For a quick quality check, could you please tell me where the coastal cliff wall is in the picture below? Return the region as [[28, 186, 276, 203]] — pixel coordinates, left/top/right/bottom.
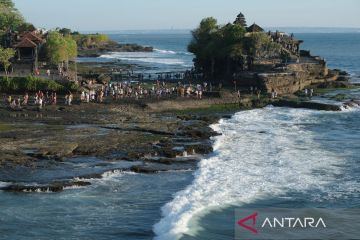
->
[[255, 59, 338, 94]]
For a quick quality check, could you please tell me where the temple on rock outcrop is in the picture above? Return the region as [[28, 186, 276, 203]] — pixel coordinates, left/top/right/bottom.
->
[[231, 14, 335, 94], [190, 12, 341, 94]]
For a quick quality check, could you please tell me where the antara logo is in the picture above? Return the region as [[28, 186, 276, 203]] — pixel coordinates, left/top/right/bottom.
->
[[237, 212, 327, 234], [237, 212, 259, 234]]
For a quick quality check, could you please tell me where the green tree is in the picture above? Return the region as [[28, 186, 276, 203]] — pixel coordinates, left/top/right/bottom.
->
[[189, 14, 286, 83], [58, 28, 72, 36], [64, 35, 77, 69], [16, 22, 36, 32], [44, 31, 77, 69], [0, 47, 15, 77], [0, 0, 26, 32], [188, 17, 219, 79], [220, 24, 246, 74], [189, 18, 247, 79]]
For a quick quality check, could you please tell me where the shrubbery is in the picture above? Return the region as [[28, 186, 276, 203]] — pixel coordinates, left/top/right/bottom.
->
[[72, 34, 110, 48], [0, 76, 64, 92]]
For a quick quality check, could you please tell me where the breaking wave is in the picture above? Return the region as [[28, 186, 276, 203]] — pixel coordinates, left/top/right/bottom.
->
[[100, 52, 189, 66], [153, 106, 356, 239]]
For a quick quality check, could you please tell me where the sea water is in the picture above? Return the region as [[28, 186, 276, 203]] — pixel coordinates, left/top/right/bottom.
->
[[0, 32, 360, 240], [154, 33, 360, 239]]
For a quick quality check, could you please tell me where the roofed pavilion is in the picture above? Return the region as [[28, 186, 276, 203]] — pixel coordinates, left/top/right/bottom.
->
[[246, 23, 264, 33]]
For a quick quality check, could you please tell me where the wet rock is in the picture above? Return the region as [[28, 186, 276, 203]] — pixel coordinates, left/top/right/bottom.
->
[[159, 147, 181, 158], [0, 181, 91, 193], [78, 42, 153, 58], [343, 101, 360, 108], [142, 157, 198, 165], [221, 114, 233, 119], [130, 162, 195, 174], [184, 143, 213, 155], [0, 152, 36, 166], [177, 127, 219, 139], [177, 115, 220, 124], [318, 81, 351, 89], [273, 100, 342, 111], [31, 143, 79, 160], [330, 94, 349, 101]]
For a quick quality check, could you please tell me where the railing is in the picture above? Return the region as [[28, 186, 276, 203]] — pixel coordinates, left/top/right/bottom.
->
[[111, 71, 203, 82]]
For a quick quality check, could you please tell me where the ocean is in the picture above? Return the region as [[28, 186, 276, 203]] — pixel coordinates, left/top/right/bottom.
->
[[0, 32, 360, 240], [79, 33, 194, 73]]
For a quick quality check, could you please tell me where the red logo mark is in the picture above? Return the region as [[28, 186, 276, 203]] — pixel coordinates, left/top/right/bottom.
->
[[237, 212, 258, 234]]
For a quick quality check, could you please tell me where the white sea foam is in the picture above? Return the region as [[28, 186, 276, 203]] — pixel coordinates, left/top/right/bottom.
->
[[154, 49, 177, 54], [0, 181, 10, 188], [154, 106, 354, 240], [100, 53, 187, 66], [154, 48, 193, 56], [101, 169, 139, 180], [99, 49, 193, 67], [340, 99, 360, 111]]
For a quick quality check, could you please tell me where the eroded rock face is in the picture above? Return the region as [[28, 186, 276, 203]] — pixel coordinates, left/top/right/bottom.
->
[[255, 61, 346, 95]]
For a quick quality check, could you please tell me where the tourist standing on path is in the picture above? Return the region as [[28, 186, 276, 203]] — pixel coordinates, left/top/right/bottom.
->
[[197, 84, 203, 100], [256, 89, 261, 100], [38, 97, 43, 110], [22, 93, 29, 105], [68, 93, 73, 105]]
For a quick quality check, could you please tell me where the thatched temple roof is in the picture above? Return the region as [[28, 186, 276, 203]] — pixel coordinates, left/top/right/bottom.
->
[[247, 23, 264, 32], [14, 38, 38, 48]]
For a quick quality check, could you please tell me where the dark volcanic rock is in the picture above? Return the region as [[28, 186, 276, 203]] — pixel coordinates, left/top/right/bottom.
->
[[0, 181, 91, 193], [184, 143, 213, 155], [273, 100, 342, 111], [343, 100, 360, 109], [318, 81, 351, 89], [78, 41, 153, 58], [130, 162, 195, 174], [177, 127, 219, 139], [142, 157, 198, 165], [177, 115, 220, 124]]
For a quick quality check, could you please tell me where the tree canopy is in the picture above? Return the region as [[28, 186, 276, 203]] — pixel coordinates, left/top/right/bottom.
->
[[0, 46, 15, 76], [188, 14, 283, 81], [0, 0, 27, 32], [44, 31, 77, 67]]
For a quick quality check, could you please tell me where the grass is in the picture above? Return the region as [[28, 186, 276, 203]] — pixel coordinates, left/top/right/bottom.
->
[[0, 123, 12, 132]]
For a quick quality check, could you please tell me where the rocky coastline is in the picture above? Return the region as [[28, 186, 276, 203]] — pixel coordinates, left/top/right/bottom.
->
[[1, 86, 359, 193], [77, 40, 153, 58]]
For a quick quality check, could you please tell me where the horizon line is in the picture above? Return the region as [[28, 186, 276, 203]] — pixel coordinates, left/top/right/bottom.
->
[[76, 27, 360, 34]]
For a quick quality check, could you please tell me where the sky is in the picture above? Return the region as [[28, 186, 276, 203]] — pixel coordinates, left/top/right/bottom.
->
[[13, 0, 360, 32]]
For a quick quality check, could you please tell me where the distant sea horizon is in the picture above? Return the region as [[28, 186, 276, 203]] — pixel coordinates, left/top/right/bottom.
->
[[80, 27, 360, 34]]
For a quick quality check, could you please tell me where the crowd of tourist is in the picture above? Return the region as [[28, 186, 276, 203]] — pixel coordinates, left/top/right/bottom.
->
[[1, 79, 287, 111], [1, 80, 210, 110], [3, 90, 60, 110]]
